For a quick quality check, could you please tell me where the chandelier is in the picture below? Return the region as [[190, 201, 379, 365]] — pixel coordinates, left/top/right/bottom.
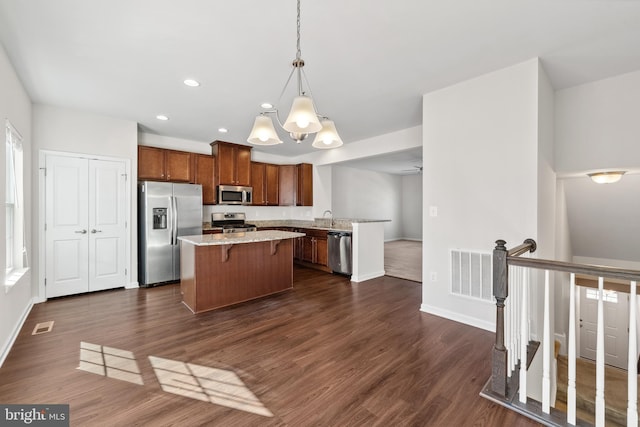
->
[[247, 0, 343, 149]]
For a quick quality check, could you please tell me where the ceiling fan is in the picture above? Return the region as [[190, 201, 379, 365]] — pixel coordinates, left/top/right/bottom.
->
[[401, 165, 423, 174]]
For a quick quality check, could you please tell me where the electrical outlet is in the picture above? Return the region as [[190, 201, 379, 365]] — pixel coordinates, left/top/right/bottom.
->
[[430, 272, 437, 282]]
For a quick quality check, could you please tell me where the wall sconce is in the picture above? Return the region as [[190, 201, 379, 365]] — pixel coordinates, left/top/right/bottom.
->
[[587, 171, 626, 184]]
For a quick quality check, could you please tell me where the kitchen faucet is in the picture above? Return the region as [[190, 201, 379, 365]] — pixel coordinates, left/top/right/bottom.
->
[[322, 210, 334, 227]]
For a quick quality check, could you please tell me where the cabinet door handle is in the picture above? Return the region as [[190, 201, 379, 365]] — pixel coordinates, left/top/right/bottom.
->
[[91, 229, 102, 234], [75, 229, 87, 234]]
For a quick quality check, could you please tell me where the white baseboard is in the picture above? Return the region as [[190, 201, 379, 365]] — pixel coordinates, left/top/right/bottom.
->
[[420, 303, 495, 332], [125, 281, 139, 289], [351, 270, 386, 283], [0, 298, 34, 368]]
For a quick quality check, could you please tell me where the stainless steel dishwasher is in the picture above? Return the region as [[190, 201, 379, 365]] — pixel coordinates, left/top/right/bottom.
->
[[328, 231, 352, 275]]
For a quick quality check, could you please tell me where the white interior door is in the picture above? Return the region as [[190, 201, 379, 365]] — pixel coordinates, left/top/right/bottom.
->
[[580, 286, 629, 369], [88, 159, 127, 292], [45, 155, 89, 298], [46, 154, 128, 298]]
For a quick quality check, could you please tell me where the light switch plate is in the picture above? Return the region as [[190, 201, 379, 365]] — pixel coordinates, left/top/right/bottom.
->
[[429, 206, 438, 217]]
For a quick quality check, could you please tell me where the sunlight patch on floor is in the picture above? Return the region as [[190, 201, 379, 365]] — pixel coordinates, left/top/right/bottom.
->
[[77, 342, 144, 385], [149, 355, 273, 417]]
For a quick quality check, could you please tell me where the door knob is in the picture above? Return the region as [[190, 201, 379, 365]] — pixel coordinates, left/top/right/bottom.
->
[[75, 229, 87, 234], [91, 229, 102, 234]]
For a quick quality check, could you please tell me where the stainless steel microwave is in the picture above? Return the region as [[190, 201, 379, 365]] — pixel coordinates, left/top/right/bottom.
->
[[217, 185, 253, 205]]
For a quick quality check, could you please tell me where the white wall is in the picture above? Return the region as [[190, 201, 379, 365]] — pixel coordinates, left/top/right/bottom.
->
[[421, 59, 541, 331], [0, 44, 33, 366], [555, 69, 640, 175], [331, 165, 403, 240], [401, 174, 422, 240], [32, 105, 138, 293], [554, 180, 573, 352]]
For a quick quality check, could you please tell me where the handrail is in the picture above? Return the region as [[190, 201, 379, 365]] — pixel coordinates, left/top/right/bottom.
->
[[507, 238, 537, 257], [508, 257, 640, 282]]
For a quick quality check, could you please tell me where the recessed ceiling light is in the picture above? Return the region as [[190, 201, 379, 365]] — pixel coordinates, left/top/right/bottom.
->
[[184, 79, 200, 87], [261, 102, 273, 109], [156, 115, 169, 121], [218, 128, 228, 133]]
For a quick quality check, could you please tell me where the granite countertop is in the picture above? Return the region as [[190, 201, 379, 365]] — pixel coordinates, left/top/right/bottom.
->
[[201, 218, 390, 232], [179, 230, 305, 246]]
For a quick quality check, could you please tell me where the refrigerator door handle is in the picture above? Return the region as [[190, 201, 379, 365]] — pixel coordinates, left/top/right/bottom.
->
[[171, 196, 178, 246]]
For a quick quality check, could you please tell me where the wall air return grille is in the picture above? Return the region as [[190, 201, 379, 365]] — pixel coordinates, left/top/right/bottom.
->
[[450, 249, 492, 302]]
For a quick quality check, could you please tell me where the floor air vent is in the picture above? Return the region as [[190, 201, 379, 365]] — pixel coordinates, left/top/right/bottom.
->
[[32, 321, 54, 335], [450, 249, 492, 302]]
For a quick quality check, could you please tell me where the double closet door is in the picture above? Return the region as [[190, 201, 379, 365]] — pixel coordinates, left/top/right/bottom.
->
[[45, 154, 128, 298]]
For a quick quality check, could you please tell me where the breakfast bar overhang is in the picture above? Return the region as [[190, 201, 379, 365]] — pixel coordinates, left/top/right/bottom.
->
[[178, 230, 305, 313]]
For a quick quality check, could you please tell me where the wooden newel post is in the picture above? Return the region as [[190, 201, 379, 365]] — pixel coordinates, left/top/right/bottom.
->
[[492, 239, 509, 396]]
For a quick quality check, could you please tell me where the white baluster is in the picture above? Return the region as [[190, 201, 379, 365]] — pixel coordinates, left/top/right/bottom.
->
[[519, 267, 529, 403], [567, 273, 577, 425], [542, 269, 551, 413], [628, 281, 638, 426], [595, 277, 605, 426]]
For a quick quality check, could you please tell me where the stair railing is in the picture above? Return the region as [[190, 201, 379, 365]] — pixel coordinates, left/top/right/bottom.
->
[[488, 238, 640, 426]]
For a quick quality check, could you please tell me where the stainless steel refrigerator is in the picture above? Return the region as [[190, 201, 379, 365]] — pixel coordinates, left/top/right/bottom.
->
[[138, 181, 202, 287]]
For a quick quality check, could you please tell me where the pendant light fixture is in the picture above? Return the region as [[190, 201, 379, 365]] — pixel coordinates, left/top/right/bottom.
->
[[247, 0, 343, 149]]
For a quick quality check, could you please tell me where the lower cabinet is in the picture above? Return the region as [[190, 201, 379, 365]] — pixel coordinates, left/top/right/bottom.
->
[[259, 227, 328, 269], [301, 234, 327, 266], [292, 228, 328, 268]]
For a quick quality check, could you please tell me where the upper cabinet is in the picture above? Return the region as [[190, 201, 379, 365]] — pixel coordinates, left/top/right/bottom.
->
[[296, 163, 313, 206], [193, 154, 216, 204], [138, 142, 312, 207], [279, 163, 313, 206], [138, 146, 192, 182], [251, 162, 279, 206], [210, 141, 252, 186]]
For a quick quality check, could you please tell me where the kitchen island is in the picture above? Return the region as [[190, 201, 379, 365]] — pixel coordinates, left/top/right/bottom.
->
[[178, 230, 305, 313]]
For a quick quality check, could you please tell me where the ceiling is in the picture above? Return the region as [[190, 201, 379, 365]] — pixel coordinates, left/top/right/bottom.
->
[[1, 0, 640, 164], [335, 148, 423, 176], [1, 1, 639, 261]]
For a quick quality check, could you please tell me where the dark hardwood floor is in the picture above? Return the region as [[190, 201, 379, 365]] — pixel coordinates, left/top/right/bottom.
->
[[0, 267, 538, 426]]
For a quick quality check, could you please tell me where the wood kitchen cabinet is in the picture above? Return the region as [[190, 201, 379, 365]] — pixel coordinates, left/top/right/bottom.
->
[[278, 165, 296, 206], [296, 163, 313, 206], [210, 140, 252, 186], [138, 146, 192, 182], [251, 162, 279, 205], [278, 163, 313, 206], [298, 228, 328, 267], [192, 154, 216, 204]]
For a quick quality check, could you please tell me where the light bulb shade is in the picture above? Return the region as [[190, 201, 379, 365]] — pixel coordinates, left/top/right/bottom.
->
[[312, 119, 343, 149], [588, 171, 626, 184], [247, 115, 283, 145], [283, 95, 322, 134]]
